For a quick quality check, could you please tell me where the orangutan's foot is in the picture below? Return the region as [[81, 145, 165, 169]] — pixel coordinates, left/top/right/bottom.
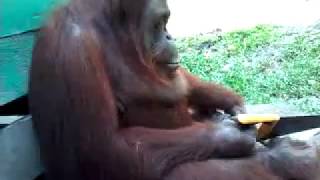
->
[[261, 137, 320, 180], [308, 132, 320, 159]]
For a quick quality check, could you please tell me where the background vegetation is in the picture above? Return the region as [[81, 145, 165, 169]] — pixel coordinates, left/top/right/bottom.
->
[[176, 24, 320, 114]]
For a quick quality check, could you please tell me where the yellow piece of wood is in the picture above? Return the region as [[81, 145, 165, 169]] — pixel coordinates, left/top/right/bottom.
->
[[237, 114, 280, 125]]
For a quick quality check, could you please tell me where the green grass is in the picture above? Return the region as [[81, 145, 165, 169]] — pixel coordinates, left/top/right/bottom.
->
[[176, 24, 320, 114]]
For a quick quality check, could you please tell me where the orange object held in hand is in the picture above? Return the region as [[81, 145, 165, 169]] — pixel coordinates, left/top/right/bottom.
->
[[235, 114, 281, 139], [237, 114, 281, 125]]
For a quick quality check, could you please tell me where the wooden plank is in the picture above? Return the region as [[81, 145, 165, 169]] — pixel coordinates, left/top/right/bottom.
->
[[0, 0, 68, 37], [0, 0, 69, 103], [0, 32, 34, 105]]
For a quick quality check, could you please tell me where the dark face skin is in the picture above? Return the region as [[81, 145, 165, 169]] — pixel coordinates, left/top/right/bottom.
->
[[143, 0, 179, 75]]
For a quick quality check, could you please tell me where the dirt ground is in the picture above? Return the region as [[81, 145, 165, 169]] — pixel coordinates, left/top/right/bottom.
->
[[167, 0, 320, 37]]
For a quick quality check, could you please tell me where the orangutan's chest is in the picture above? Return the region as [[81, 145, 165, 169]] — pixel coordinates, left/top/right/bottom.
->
[[121, 101, 193, 129]]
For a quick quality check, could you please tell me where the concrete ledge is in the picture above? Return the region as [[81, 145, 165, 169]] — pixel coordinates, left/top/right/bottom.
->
[[0, 116, 43, 180], [246, 103, 307, 116]]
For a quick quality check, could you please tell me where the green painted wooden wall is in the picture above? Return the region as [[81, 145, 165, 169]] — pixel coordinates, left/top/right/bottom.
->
[[0, 33, 34, 104], [0, 0, 67, 105], [0, 0, 67, 37]]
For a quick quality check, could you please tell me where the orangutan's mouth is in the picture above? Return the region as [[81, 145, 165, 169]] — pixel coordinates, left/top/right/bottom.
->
[[167, 61, 180, 69]]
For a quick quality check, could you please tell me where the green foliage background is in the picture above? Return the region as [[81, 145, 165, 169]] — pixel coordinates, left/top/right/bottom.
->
[[176, 24, 320, 114]]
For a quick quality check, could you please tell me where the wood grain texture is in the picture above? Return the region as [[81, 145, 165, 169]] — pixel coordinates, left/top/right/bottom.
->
[[0, 32, 34, 105], [0, 0, 67, 37]]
